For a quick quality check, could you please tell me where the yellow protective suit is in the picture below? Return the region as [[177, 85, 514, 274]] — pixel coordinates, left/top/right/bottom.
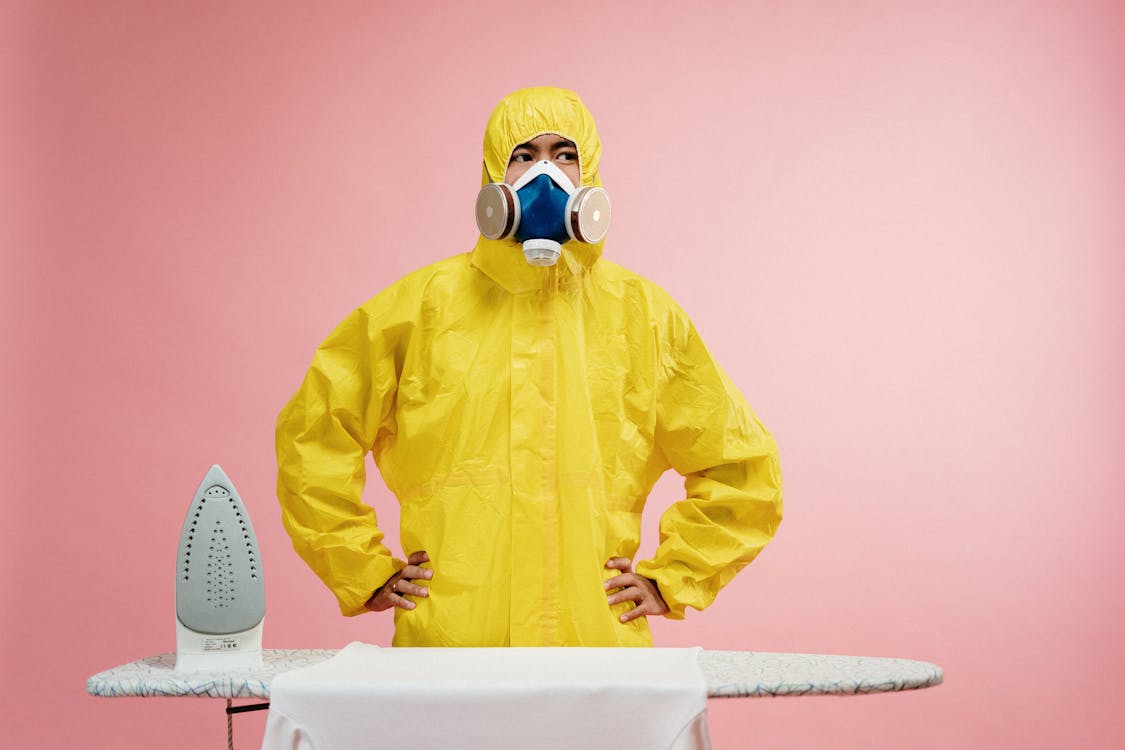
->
[[276, 86, 782, 647]]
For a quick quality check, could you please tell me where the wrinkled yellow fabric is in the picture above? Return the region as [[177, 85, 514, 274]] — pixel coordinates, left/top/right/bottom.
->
[[276, 86, 782, 647]]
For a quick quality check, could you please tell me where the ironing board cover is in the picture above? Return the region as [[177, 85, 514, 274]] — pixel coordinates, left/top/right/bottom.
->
[[85, 649, 944, 699]]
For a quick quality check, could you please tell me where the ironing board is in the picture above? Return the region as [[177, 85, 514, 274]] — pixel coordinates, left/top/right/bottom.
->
[[88, 648, 943, 699], [88, 648, 942, 748]]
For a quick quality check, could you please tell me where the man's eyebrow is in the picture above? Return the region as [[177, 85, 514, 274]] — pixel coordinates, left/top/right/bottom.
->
[[511, 137, 578, 151]]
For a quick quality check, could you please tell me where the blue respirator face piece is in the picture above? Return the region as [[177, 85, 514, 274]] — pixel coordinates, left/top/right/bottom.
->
[[475, 159, 613, 267], [513, 173, 573, 245]]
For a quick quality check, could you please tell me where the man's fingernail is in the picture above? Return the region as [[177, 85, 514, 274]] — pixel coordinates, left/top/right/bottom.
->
[[620, 615, 628, 622]]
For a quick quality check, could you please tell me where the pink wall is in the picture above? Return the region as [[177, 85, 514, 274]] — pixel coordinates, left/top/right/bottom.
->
[[4, 0, 1124, 747]]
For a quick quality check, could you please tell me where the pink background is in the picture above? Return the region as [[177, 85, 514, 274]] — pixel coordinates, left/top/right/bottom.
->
[[4, 1, 1124, 747]]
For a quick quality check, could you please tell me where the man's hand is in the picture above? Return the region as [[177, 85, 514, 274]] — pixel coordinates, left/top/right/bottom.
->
[[604, 557, 669, 623], [365, 550, 433, 612]]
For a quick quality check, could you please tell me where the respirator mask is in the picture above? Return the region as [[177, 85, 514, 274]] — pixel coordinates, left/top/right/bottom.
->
[[475, 160, 612, 267]]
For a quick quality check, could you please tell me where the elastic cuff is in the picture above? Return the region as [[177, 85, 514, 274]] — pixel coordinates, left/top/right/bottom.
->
[[338, 556, 406, 616], [635, 561, 691, 620]]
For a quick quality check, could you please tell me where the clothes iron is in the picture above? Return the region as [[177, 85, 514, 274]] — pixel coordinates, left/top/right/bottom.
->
[[175, 465, 265, 671]]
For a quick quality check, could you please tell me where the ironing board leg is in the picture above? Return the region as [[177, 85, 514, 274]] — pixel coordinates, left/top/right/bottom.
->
[[223, 699, 270, 749]]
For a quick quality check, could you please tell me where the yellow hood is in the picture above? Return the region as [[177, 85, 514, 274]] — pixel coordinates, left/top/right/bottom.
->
[[472, 86, 604, 294]]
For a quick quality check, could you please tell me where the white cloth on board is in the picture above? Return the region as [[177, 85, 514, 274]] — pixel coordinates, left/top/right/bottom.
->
[[261, 642, 710, 750]]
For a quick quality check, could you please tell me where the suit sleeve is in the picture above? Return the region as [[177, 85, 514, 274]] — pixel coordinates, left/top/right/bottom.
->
[[635, 313, 783, 619], [276, 304, 406, 616]]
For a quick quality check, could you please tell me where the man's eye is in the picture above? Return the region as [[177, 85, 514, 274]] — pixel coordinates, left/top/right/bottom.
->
[[557, 152, 578, 162], [509, 152, 532, 163]]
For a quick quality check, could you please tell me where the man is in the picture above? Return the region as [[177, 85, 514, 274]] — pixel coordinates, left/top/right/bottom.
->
[[276, 86, 782, 647]]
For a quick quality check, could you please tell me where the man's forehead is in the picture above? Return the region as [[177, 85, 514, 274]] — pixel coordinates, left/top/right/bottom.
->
[[513, 134, 577, 150]]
